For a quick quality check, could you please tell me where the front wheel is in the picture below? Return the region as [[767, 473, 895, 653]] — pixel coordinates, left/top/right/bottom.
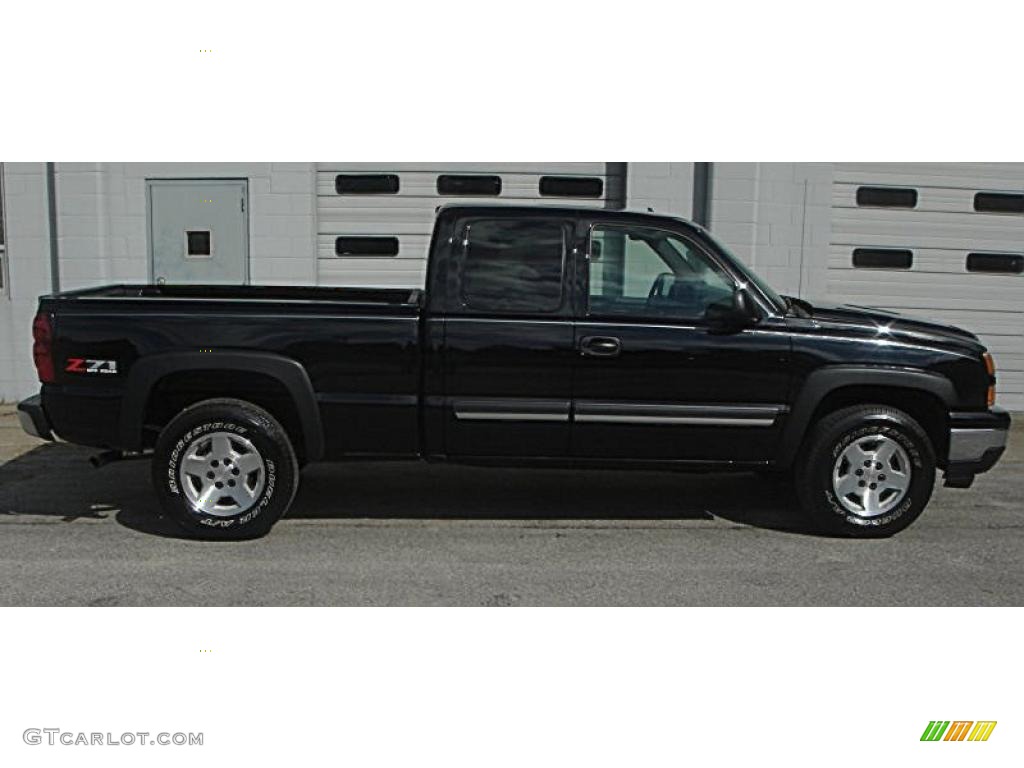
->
[[796, 405, 936, 537], [151, 398, 300, 539]]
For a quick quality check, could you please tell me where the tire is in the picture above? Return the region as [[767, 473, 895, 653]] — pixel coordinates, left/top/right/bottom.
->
[[151, 398, 300, 540], [795, 405, 936, 538]]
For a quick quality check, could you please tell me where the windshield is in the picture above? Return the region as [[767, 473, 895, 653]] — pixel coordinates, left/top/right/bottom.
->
[[702, 230, 787, 313]]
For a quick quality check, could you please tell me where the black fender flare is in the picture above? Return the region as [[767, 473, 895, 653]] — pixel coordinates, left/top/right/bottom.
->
[[119, 351, 324, 461], [775, 366, 955, 469]]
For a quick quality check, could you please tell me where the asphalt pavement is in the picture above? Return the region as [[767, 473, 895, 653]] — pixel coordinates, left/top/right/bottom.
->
[[0, 405, 1021, 606]]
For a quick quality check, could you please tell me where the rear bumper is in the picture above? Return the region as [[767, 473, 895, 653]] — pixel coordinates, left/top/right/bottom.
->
[[17, 394, 54, 441], [945, 408, 1010, 485]]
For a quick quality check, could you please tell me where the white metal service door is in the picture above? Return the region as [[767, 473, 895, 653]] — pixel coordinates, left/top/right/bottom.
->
[[149, 179, 249, 284]]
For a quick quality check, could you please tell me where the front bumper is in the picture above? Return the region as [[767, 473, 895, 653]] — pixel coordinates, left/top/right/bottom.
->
[[945, 407, 1010, 486], [16, 394, 54, 441]]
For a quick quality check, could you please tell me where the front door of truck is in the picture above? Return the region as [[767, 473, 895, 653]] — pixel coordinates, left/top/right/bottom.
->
[[437, 213, 577, 458], [571, 220, 792, 463]]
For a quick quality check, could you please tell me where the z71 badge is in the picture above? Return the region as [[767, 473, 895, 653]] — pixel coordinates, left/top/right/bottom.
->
[[65, 358, 118, 375]]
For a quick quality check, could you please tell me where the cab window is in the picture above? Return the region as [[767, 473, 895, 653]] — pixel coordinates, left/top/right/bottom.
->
[[587, 225, 734, 320], [460, 218, 567, 314]]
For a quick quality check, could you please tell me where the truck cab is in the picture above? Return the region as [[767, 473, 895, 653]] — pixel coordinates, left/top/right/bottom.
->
[[422, 205, 792, 464]]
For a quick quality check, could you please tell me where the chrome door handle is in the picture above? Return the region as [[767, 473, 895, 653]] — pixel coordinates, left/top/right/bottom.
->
[[580, 336, 622, 358]]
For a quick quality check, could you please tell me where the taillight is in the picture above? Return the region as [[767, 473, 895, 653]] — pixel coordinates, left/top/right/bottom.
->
[[32, 312, 55, 384]]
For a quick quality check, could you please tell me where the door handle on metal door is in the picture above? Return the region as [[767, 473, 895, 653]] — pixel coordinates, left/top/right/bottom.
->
[[580, 336, 622, 358]]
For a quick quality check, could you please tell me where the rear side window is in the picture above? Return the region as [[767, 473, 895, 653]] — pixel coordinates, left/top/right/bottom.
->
[[460, 219, 566, 313]]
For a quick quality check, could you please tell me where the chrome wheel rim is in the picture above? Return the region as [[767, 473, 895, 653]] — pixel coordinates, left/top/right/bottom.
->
[[831, 433, 912, 517], [178, 431, 266, 516]]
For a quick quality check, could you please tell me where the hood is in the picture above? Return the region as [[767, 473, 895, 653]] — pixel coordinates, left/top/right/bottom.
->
[[798, 300, 985, 354]]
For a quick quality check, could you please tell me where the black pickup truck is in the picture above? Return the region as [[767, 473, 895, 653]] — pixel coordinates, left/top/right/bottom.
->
[[18, 205, 1009, 539]]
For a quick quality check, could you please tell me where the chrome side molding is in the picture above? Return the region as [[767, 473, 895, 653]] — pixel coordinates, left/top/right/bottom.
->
[[452, 399, 783, 427]]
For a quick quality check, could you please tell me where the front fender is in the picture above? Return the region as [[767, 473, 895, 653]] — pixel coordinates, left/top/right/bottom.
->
[[775, 366, 956, 470]]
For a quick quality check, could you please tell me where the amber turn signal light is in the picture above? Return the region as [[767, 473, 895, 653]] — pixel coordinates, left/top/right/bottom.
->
[[983, 352, 996, 376], [982, 353, 997, 406]]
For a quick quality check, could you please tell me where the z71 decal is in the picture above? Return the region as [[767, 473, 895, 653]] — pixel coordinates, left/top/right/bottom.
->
[[65, 358, 118, 375]]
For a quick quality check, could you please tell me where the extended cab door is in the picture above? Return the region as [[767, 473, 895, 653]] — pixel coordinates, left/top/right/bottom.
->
[[429, 211, 578, 458], [571, 217, 792, 463]]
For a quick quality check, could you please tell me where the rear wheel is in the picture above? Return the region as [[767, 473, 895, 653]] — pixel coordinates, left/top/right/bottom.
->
[[151, 398, 299, 539], [796, 405, 936, 537]]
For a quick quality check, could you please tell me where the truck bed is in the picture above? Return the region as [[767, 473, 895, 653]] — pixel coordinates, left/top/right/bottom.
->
[[38, 283, 424, 458]]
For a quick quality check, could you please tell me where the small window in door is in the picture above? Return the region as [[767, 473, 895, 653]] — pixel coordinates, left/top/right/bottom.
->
[[966, 252, 1024, 274], [539, 176, 604, 198], [851, 248, 913, 269], [185, 230, 212, 259], [588, 225, 734, 320], [460, 218, 566, 314], [335, 236, 400, 257], [437, 175, 502, 196], [974, 191, 1024, 214], [856, 186, 918, 208], [335, 174, 400, 195]]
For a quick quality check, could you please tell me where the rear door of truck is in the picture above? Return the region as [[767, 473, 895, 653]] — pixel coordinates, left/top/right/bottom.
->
[[429, 209, 577, 459]]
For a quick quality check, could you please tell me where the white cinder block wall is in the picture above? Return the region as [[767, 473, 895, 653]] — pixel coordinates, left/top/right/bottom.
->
[[51, 163, 317, 289], [625, 162, 834, 299], [0, 163, 52, 399], [709, 163, 834, 298], [626, 163, 695, 219]]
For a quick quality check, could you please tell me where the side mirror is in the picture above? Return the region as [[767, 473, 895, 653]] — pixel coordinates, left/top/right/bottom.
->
[[705, 287, 758, 331]]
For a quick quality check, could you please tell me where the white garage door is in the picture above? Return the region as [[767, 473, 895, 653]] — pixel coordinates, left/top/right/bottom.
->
[[316, 163, 624, 289], [828, 163, 1024, 411]]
